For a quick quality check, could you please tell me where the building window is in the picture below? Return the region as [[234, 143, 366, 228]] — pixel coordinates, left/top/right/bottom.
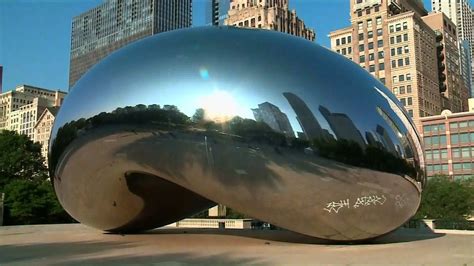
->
[[348, 36, 352, 43], [406, 73, 411, 80], [368, 31, 373, 38], [391, 48, 396, 56], [377, 40, 383, 47], [398, 58, 404, 67], [405, 57, 410, 65], [399, 86, 405, 94], [390, 36, 395, 44], [452, 148, 461, 158], [367, 19, 373, 28], [407, 85, 412, 93], [403, 33, 408, 41], [399, 74, 405, 81], [358, 22, 363, 30], [360, 55, 366, 63], [359, 33, 364, 40], [407, 97, 412, 105], [395, 23, 401, 31], [341, 37, 346, 45], [368, 42, 374, 49], [392, 60, 396, 68], [376, 17, 382, 25], [377, 28, 383, 36], [451, 134, 459, 144], [396, 35, 402, 43], [359, 44, 365, 51], [403, 22, 408, 30], [369, 65, 375, 72], [379, 62, 385, 70], [378, 51, 384, 59], [390, 25, 394, 33]]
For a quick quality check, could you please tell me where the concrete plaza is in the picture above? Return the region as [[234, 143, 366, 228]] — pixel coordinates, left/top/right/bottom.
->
[[0, 224, 473, 265]]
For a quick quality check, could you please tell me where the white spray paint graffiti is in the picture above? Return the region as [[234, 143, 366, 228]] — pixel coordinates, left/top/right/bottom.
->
[[395, 194, 409, 209], [323, 194, 386, 214], [353, 195, 387, 208], [323, 199, 350, 213]]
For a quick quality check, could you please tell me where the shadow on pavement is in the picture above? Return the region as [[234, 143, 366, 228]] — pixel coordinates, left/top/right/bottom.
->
[[0, 240, 260, 265], [142, 226, 446, 245]]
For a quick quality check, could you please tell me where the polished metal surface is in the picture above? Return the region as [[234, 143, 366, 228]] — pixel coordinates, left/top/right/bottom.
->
[[49, 26, 425, 241]]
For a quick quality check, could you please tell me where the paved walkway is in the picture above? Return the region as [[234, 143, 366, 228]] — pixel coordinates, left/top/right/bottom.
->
[[0, 224, 473, 265]]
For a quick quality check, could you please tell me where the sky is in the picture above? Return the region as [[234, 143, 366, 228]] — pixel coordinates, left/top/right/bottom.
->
[[0, 0, 471, 93]]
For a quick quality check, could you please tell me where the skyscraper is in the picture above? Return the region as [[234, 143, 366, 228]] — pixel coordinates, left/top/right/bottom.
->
[[69, 0, 192, 89], [319, 105, 366, 149], [432, 0, 474, 99], [225, 0, 315, 42], [422, 12, 468, 113], [252, 101, 294, 137], [460, 40, 473, 96], [329, 0, 467, 128], [283, 92, 323, 140], [206, 0, 230, 26]]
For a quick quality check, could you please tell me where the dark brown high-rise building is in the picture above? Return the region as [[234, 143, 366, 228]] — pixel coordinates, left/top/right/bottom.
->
[[69, 0, 192, 90]]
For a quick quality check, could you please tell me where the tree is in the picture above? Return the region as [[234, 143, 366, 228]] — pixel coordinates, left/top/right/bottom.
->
[[415, 175, 474, 220], [3, 180, 73, 225], [0, 130, 73, 225], [0, 130, 48, 188]]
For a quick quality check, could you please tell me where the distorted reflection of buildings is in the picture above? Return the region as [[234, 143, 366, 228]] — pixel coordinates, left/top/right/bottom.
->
[[252, 102, 294, 138], [319, 105, 366, 148], [283, 92, 324, 141], [375, 124, 397, 155]]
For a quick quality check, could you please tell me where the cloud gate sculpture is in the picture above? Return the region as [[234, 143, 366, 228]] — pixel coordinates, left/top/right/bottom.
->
[[49, 27, 425, 241]]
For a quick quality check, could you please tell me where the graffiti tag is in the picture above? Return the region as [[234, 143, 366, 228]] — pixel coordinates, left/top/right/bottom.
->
[[323, 194, 386, 214]]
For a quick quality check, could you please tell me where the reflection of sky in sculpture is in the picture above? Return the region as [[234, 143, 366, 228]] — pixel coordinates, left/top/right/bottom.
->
[[54, 26, 412, 157], [49, 27, 425, 240]]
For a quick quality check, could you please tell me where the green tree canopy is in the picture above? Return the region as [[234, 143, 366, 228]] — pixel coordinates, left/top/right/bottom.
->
[[416, 176, 474, 220], [0, 130, 48, 188], [0, 130, 73, 225], [3, 179, 73, 225]]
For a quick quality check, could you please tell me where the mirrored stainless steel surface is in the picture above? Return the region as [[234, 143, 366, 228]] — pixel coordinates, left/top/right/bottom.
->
[[49, 26, 425, 241]]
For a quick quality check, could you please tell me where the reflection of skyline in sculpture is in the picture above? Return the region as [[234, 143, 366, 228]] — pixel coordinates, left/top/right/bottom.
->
[[252, 102, 295, 138], [283, 92, 324, 141], [376, 125, 397, 155], [373, 86, 422, 166], [318, 105, 366, 148]]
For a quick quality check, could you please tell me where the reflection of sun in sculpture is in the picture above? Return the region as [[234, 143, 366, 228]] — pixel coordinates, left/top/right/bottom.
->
[[199, 67, 209, 80], [199, 89, 239, 123], [50, 27, 425, 241]]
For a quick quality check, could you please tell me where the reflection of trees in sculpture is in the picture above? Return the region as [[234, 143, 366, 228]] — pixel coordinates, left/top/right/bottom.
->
[[51, 103, 417, 180], [313, 138, 417, 177], [50, 104, 191, 175]]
